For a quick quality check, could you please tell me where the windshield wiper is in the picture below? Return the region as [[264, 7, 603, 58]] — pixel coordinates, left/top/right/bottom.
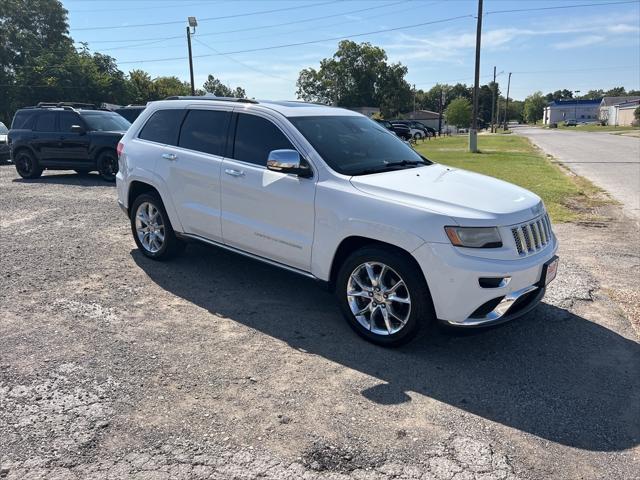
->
[[382, 160, 425, 168]]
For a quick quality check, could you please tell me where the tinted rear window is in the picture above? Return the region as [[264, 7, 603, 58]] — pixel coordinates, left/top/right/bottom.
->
[[59, 112, 83, 132], [34, 112, 56, 132], [11, 111, 35, 129], [233, 114, 294, 166], [139, 109, 184, 145], [178, 110, 231, 156]]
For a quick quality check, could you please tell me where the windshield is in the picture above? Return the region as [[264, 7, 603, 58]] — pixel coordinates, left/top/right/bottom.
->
[[0, 122, 7, 134], [82, 112, 131, 132], [289, 116, 430, 175]]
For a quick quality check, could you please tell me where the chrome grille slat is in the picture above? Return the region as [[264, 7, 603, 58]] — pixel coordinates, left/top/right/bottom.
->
[[510, 213, 553, 257], [531, 222, 541, 249]]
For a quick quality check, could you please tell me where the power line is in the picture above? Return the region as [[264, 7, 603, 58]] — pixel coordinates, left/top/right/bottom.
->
[[75, 0, 413, 43], [120, 13, 475, 64], [485, 0, 639, 15], [192, 38, 290, 81], [12, 13, 474, 70], [70, 0, 342, 31]]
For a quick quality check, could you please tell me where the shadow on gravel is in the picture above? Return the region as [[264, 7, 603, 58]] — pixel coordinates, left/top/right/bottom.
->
[[132, 242, 640, 453], [12, 172, 114, 187]]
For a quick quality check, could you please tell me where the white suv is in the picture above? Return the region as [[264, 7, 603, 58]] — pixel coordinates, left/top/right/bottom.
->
[[116, 97, 558, 346]]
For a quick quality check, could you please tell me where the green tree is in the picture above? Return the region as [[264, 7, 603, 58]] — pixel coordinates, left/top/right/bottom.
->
[[634, 106, 640, 123], [0, 0, 74, 122], [202, 75, 246, 98], [296, 40, 412, 117], [523, 91, 547, 124], [152, 76, 191, 99], [445, 97, 472, 128]]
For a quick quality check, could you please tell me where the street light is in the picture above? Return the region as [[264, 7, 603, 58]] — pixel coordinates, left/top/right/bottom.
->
[[186, 17, 198, 95]]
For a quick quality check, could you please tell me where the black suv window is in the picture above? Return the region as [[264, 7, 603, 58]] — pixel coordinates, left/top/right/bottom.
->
[[178, 110, 231, 156], [34, 112, 56, 132], [11, 110, 35, 129], [59, 111, 83, 132], [139, 109, 184, 145], [233, 114, 294, 166]]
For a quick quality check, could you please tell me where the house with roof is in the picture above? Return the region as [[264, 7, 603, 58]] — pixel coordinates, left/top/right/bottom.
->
[[543, 98, 601, 125], [405, 109, 441, 130], [599, 96, 640, 125]]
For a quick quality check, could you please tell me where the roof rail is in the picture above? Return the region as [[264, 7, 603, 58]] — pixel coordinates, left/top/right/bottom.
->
[[36, 101, 98, 110], [164, 95, 259, 104]]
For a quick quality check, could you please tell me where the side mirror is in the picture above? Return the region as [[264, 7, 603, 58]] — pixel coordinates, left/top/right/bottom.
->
[[70, 125, 86, 134], [267, 149, 312, 178]]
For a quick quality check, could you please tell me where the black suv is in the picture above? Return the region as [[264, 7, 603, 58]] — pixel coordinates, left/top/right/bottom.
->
[[8, 103, 131, 181], [113, 105, 146, 123]]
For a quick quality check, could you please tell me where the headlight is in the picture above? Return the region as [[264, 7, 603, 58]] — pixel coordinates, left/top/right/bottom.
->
[[444, 226, 502, 248]]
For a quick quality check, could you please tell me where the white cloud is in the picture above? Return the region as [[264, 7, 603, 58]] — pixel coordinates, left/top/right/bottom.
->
[[552, 35, 606, 50]]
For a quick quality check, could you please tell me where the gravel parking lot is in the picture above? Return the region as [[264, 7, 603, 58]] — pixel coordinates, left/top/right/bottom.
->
[[1, 166, 639, 480]]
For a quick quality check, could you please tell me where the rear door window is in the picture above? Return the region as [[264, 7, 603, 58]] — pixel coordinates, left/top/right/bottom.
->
[[178, 109, 231, 156], [11, 111, 36, 129], [232, 113, 294, 166], [34, 112, 57, 132], [59, 112, 83, 132], [138, 109, 185, 145]]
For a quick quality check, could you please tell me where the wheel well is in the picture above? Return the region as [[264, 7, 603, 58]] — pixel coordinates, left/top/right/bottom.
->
[[328, 236, 424, 292], [128, 181, 160, 213], [12, 146, 35, 158]]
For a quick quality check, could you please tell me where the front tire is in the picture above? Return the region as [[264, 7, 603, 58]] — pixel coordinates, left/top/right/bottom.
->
[[97, 151, 118, 182], [130, 193, 184, 260], [14, 150, 43, 179], [336, 247, 435, 347]]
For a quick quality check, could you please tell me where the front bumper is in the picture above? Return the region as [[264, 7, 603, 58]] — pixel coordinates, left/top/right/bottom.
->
[[413, 239, 558, 327]]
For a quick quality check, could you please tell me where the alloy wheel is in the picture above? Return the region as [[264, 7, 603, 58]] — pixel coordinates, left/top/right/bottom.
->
[[347, 262, 411, 336], [135, 202, 165, 254]]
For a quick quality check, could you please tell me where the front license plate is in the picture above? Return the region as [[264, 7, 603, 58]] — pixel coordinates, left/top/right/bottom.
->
[[543, 257, 559, 286]]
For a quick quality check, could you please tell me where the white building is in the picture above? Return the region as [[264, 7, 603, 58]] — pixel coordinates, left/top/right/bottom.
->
[[599, 96, 640, 125], [543, 99, 601, 125]]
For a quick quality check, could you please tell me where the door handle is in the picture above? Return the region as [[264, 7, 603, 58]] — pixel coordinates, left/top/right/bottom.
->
[[224, 168, 245, 177], [162, 153, 177, 161]]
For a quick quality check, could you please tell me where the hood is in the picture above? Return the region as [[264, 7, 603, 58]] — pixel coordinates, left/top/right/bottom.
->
[[350, 164, 543, 226]]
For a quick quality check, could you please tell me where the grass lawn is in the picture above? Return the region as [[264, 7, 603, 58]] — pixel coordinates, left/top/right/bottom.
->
[[556, 124, 639, 132], [414, 135, 608, 223]]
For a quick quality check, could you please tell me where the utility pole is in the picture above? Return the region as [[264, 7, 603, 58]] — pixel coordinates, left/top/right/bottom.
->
[[490, 66, 496, 133], [574, 90, 580, 122], [469, 0, 483, 153], [187, 17, 198, 95], [503, 72, 511, 130], [438, 87, 446, 136], [413, 84, 416, 114]]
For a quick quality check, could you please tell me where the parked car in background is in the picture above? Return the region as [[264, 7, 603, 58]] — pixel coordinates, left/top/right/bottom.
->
[[114, 105, 146, 123], [392, 120, 432, 139], [0, 122, 9, 162], [373, 119, 412, 141], [116, 97, 558, 346], [564, 119, 577, 127], [8, 102, 131, 181]]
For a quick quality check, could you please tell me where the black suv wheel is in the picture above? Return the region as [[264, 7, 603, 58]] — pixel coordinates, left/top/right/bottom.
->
[[97, 151, 118, 182], [14, 150, 43, 179]]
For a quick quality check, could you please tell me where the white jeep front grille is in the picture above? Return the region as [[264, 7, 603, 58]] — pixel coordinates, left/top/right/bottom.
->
[[511, 214, 552, 256]]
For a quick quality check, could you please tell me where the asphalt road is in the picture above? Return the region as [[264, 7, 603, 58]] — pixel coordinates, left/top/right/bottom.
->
[[1, 166, 639, 479], [515, 126, 640, 222]]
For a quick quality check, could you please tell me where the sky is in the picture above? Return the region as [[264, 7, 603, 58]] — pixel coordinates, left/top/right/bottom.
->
[[63, 0, 640, 101]]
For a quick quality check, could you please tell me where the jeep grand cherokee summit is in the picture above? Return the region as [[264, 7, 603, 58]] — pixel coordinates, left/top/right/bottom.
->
[[9, 104, 131, 181], [116, 97, 559, 346]]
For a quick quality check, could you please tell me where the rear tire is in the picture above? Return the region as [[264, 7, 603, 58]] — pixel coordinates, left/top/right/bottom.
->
[[335, 246, 435, 347], [14, 150, 43, 179], [130, 192, 185, 260], [97, 151, 118, 182]]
